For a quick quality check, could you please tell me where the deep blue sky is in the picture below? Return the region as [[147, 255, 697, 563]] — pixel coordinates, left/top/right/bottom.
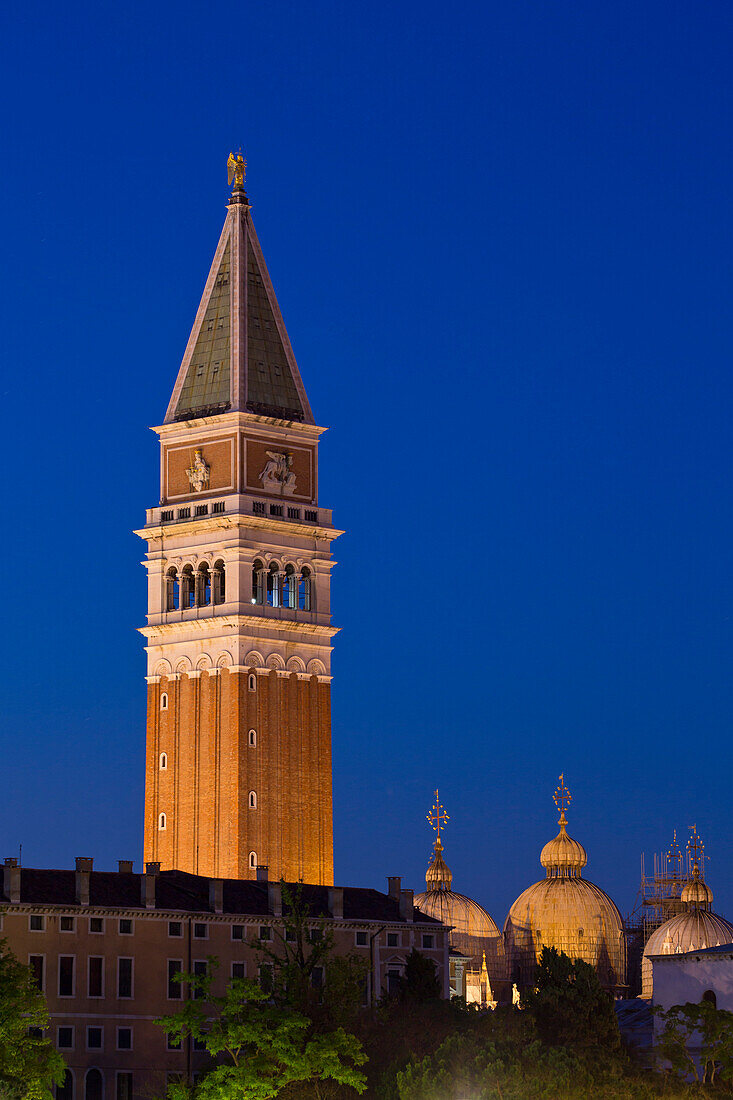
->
[[2, 1, 732, 926]]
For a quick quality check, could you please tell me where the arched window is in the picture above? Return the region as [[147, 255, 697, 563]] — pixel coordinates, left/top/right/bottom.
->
[[196, 563, 211, 607], [213, 559, 226, 604], [158, 813, 167, 831], [267, 563, 281, 608], [249, 851, 257, 870], [166, 568, 179, 611], [702, 989, 717, 1007], [160, 693, 168, 711], [56, 1069, 74, 1100], [159, 753, 167, 770], [251, 559, 265, 605], [298, 567, 312, 611], [248, 673, 257, 692], [284, 564, 297, 609], [248, 729, 257, 747], [181, 566, 195, 609], [85, 1069, 103, 1100], [248, 791, 257, 809]]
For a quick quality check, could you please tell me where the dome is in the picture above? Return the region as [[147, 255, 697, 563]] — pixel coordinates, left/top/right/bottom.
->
[[504, 776, 626, 990], [641, 908, 733, 998], [425, 837, 452, 891], [681, 875, 713, 909]]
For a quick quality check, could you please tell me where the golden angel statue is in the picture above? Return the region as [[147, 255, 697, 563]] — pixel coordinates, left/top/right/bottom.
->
[[227, 152, 246, 189]]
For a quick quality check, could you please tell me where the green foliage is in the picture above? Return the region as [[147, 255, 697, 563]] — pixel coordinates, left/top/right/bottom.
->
[[655, 999, 733, 1085], [394, 950, 440, 1004], [522, 946, 621, 1050], [0, 937, 66, 1100], [155, 959, 367, 1099]]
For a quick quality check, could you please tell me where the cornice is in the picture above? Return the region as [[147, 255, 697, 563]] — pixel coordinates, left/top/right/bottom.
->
[[138, 615, 339, 641], [135, 514, 344, 544], [152, 412, 327, 441]]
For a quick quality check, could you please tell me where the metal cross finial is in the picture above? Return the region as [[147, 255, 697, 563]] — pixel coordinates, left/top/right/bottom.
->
[[427, 789, 449, 841], [687, 824, 705, 868], [553, 773, 572, 820]]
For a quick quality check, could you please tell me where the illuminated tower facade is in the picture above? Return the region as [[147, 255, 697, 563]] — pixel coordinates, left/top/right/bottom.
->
[[136, 156, 341, 883]]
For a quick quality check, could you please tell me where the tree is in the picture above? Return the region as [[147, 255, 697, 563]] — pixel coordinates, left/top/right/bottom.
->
[[522, 947, 620, 1051], [396, 950, 441, 1003], [0, 938, 66, 1100], [655, 999, 733, 1085], [156, 960, 367, 1099]]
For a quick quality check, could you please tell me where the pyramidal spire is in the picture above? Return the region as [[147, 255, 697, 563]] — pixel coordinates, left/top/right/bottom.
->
[[165, 154, 314, 425]]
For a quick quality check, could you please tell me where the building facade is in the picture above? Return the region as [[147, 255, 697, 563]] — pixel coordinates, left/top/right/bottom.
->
[[2, 858, 448, 1100], [137, 163, 342, 883]]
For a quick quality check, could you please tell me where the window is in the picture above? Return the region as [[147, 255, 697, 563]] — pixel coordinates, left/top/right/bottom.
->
[[90, 918, 104, 933], [160, 753, 168, 770], [283, 564, 296, 608], [285, 928, 297, 943], [248, 674, 257, 692], [28, 1027, 43, 1039], [193, 959, 207, 998], [259, 926, 272, 941], [213, 559, 226, 603], [178, 507, 191, 520], [160, 693, 168, 711], [270, 504, 283, 517], [252, 559, 265, 604], [311, 966, 324, 990], [117, 957, 133, 999], [212, 501, 225, 514], [57, 1069, 74, 1100], [267, 562, 281, 606], [116, 1072, 133, 1100], [29, 955, 44, 990], [161, 509, 174, 521], [355, 931, 368, 947], [231, 924, 244, 941], [193, 923, 208, 939], [194, 504, 208, 517], [422, 934, 435, 949], [85, 1070, 103, 1100], [249, 851, 257, 869], [169, 921, 182, 937], [196, 562, 211, 606], [305, 509, 318, 523], [702, 989, 717, 1007], [387, 969, 401, 995], [259, 963, 274, 994], [117, 1027, 132, 1051], [181, 565, 195, 608], [30, 914, 45, 931], [59, 956, 74, 997], [253, 501, 265, 515], [287, 507, 300, 520], [60, 916, 74, 932], [88, 957, 103, 997], [193, 1034, 208, 1051], [232, 962, 246, 979], [386, 932, 399, 947], [248, 791, 257, 809], [58, 1026, 73, 1049], [86, 1026, 102, 1050], [167, 1031, 181, 1050], [166, 568, 179, 611], [159, 812, 167, 830], [310, 928, 323, 943], [119, 919, 132, 935], [248, 729, 256, 747], [168, 960, 182, 999], [298, 567, 312, 611]]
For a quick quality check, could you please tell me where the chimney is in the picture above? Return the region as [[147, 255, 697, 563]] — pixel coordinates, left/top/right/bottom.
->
[[256, 865, 269, 883], [399, 888, 414, 922], [118, 860, 134, 874], [209, 879, 224, 914], [387, 876, 401, 901], [328, 886, 343, 920], [75, 857, 93, 906], [3, 858, 20, 904], [268, 882, 282, 917], [141, 862, 159, 909]]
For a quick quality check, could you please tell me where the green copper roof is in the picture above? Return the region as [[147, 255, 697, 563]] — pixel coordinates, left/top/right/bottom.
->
[[175, 242, 232, 417], [246, 253, 304, 420]]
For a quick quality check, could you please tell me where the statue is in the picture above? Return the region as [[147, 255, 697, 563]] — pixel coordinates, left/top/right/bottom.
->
[[227, 152, 246, 189], [186, 449, 210, 493], [512, 982, 521, 1007], [259, 450, 297, 496]]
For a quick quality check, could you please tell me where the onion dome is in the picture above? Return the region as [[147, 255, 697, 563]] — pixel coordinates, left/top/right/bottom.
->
[[504, 775, 626, 991], [681, 864, 713, 910], [414, 791, 506, 994]]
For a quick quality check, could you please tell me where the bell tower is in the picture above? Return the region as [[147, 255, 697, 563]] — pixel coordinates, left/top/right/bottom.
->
[[136, 156, 341, 884]]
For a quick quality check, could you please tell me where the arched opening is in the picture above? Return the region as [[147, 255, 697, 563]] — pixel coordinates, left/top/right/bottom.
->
[[299, 567, 312, 611], [248, 729, 257, 747], [56, 1069, 74, 1100], [249, 851, 257, 870], [284, 564, 297, 608], [196, 562, 211, 607], [213, 559, 226, 604], [166, 568, 179, 611], [84, 1069, 103, 1100], [158, 813, 167, 830], [702, 989, 717, 1007], [248, 673, 257, 692], [251, 559, 265, 605], [248, 791, 257, 809], [160, 693, 168, 711], [160, 753, 167, 770], [267, 562, 281, 607], [181, 565, 195, 609]]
